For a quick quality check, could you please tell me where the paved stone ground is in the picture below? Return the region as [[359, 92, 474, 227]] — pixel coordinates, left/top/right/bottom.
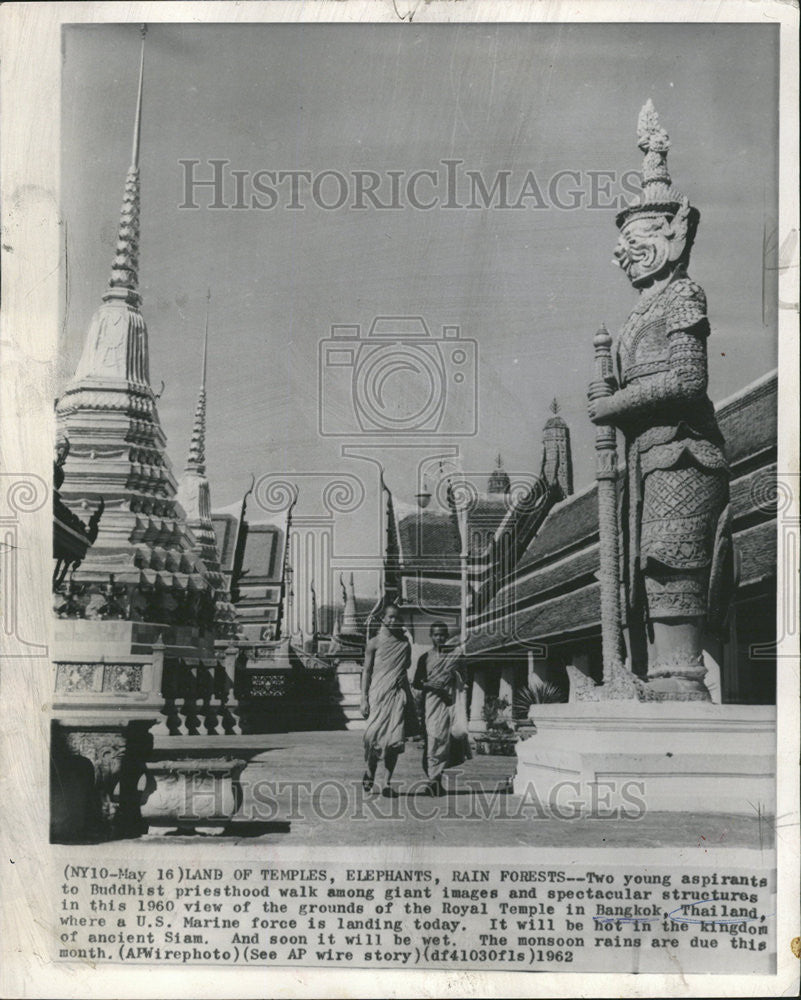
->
[[141, 731, 771, 849]]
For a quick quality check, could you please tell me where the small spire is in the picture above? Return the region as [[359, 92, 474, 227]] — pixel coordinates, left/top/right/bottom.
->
[[488, 452, 510, 495], [415, 474, 432, 509], [106, 25, 147, 304], [185, 291, 210, 475], [550, 398, 560, 415], [342, 571, 359, 632]]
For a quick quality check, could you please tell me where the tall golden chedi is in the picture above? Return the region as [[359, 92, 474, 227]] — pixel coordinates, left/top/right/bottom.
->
[[55, 28, 212, 626]]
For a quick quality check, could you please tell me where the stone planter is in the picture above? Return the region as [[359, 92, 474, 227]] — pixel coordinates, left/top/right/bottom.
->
[[139, 758, 245, 834]]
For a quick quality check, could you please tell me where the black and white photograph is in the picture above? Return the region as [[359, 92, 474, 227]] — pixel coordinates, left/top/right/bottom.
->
[[1, 2, 798, 997]]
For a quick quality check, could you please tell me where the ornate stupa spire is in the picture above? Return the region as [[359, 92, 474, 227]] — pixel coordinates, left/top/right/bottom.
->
[[55, 25, 213, 627], [176, 292, 239, 639]]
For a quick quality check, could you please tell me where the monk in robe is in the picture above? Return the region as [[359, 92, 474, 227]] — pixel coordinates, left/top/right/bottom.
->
[[412, 622, 471, 796], [361, 604, 412, 797]]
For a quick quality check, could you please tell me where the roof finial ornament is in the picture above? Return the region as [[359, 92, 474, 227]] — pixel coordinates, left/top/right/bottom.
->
[[550, 398, 560, 415]]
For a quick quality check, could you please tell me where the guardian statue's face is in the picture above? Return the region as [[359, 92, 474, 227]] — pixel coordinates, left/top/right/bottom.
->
[[614, 213, 673, 286], [613, 201, 693, 288]]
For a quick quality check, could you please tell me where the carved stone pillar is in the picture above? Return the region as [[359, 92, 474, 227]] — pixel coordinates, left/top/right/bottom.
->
[[51, 721, 151, 841]]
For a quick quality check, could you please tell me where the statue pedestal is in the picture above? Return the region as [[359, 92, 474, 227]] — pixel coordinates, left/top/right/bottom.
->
[[513, 702, 775, 815], [334, 658, 366, 730]]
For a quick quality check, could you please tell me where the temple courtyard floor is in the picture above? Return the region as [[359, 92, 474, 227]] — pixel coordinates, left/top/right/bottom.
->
[[137, 730, 774, 850]]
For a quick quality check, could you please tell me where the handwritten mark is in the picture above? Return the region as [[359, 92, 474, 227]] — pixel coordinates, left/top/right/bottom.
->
[[668, 899, 773, 926]]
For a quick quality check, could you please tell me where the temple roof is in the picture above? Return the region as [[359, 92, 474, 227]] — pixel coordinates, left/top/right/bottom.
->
[[395, 494, 510, 567]]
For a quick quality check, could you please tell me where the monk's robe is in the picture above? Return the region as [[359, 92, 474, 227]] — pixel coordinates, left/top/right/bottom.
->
[[413, 645, 472, 780], [363, 626, 412, 762]]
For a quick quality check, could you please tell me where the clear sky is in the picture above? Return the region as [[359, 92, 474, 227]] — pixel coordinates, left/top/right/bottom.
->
[[60, 22, 779, 604]]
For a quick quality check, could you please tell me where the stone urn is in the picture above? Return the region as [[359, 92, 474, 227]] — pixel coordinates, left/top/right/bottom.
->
[[139, 758, 245, 834]]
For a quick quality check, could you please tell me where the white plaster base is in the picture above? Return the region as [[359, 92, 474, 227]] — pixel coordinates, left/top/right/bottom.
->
[[513, 703, 775, 815], [335, 659, 366, 730]]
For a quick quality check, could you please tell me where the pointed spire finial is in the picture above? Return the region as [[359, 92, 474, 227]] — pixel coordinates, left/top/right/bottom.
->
[[131, 26, 147, 169], [185, 292, 209, 475], [202, 288, 210, 390], [488, 451, 511, 495], [106, 25, 147, 304], [550, 398, 560, 415]]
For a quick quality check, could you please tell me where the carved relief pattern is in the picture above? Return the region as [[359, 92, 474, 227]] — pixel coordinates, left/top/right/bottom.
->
[[103, 663, 144, 693], [249, 673, 288, 698], [55, 663, 102, 693]]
